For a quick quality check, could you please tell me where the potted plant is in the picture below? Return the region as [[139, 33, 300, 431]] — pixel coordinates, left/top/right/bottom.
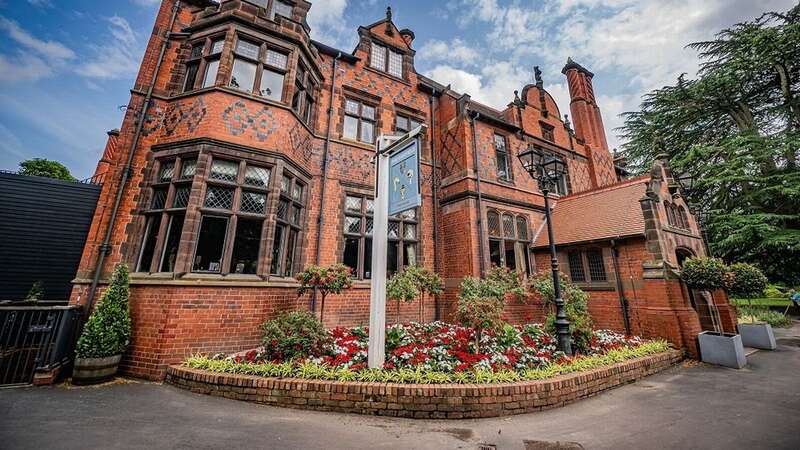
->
[[728, 262, 775, 350], [681, 257, 746, 368], [72, 264, 132, 385], [296, 264, 353, 324]]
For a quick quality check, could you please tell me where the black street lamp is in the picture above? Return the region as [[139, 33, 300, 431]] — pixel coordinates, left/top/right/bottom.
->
[[518, 146, 572, 355]]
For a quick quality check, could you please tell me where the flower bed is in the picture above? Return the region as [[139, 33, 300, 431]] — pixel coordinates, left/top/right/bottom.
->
[[188, 322, 662, 384]]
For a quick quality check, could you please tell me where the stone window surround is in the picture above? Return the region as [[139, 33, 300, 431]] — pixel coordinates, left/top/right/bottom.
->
[[368, 40, 405, 80], [337, 86, 383, 145], [563, 246, 613, 289], [486, 208, 532, 275], [132, 141, 310, 281]]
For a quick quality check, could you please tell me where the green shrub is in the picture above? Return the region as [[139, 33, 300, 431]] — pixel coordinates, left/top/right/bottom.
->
[[386, 269, 420, 323], [530, 272, 594, 353], [679, 257, 728, 290], [260, 310, 331, 361], [75, 264, 131, 358], [737, 306, 792, 327], [726, 263, 768, 307], [764, 283, 786, 298], [456, 267, 527, 346], [296, 264, 353, 323]]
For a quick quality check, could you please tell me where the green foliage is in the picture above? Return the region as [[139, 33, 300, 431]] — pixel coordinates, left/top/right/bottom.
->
[[18, 158, 76, 181], [726, 262, 769, 302], [260, 310, 331, 361], [456, 267, 527, 344], [764, 284, 787, 298], [182, 341, 672, 384], [75, 264, 131, 358], [387, 266, 443, 322], [679, 257, 728, 290], [295, 264, 353, 322], [25, 281, 44, 302], [530, 272, 594, 353], [617, 5, 800, 284], [737, 306, 793, 327]]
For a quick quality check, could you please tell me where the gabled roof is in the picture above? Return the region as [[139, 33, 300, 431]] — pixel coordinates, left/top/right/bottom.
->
[[532, 176, 650, 248]]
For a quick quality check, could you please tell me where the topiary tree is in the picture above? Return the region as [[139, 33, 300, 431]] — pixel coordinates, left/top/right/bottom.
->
[[530, 271, 594, 353], [76, 264, 131, 359], [391, 265, 443, 323], [386, 269, 419, 323], [679, 256, 728, 291], [726, 262, 769, 307], [260, 310, 331, 361], [18, 158, 76, 181], [296, 264, 353, 324]]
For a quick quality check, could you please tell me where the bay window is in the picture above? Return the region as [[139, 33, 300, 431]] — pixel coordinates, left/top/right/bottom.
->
[[228, 35, 289, 102], [183, 37, 224, 92], [292, 63, 316, 125]]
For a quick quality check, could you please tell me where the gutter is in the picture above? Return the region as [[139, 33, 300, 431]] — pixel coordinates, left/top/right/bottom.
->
[[311, 51, 341, 312], [611, 239, 632, 335], [429, 89, 441, 320], [468, 111, 487, 276], [82, 0, 184, 315]]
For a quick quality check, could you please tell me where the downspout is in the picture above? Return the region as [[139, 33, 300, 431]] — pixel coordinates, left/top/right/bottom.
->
[[468, 111, 486, 276], [611, 239, 632, 335], [311, 51, 341, 312], [428, 90, 441, 320], [82, 0, 182, 315]]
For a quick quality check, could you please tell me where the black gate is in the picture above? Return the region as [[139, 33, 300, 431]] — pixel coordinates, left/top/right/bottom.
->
[[0, 305, 81, 386]]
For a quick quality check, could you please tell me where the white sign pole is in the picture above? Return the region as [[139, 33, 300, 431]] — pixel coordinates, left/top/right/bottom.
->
[[368, 136, 391, 369]]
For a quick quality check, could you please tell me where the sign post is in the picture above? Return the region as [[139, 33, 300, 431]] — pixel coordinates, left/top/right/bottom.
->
[[367, 126, 424, 369]]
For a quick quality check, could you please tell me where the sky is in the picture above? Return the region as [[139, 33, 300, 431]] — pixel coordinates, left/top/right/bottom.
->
[[0, 0, 796, 178]]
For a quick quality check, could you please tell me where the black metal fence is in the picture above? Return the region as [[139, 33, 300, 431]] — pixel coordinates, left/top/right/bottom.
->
[[0, 305, 81, 386]]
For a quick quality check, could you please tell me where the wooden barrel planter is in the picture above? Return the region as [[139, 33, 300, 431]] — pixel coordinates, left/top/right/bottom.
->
[[72, 355, 122, 385]]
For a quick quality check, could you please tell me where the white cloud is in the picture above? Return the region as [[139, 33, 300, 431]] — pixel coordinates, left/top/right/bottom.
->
[[418, 38, 480, 67], [0, 17, 75, 82], [307, 0, 353, 49], [76, 15, 142, 80], [131, 0, 161, 6], [426, 61, 529, 109]]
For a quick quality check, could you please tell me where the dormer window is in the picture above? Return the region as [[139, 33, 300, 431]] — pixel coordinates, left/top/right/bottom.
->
[[370, 42, 403, 78]]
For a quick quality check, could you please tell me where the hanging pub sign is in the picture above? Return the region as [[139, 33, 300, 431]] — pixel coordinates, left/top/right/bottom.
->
[[387, 139, 421, 216]]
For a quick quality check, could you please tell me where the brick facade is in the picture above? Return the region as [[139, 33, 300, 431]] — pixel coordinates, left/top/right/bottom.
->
[[71, 0, 734, 380]]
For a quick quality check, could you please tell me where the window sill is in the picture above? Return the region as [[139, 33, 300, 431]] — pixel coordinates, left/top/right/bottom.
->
[[663, 226, 700, 239], [574, 282, 615, 291], [333, 137, 375, 151], [127, 272, 302, 288]]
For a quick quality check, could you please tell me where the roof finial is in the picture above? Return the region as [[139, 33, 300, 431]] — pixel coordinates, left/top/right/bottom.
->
[[386, 6, 393, 35], [534, 66, 543, 87]]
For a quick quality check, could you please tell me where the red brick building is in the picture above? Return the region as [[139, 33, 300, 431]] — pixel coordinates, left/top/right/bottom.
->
[[71, 0, 736, 380]]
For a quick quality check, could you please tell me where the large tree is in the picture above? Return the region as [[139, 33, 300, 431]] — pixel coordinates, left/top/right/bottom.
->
[[18, 158, 76, 181], [619, 5, 800, 284]]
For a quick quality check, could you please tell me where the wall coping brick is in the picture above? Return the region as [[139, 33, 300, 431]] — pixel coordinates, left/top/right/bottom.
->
[[166, 349, 682, 419]]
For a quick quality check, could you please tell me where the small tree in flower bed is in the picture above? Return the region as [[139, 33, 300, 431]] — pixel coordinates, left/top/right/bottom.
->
[[387, 266, 444, 323], [260, 310, 331, 361], [530, 272, 594, 354], [457, 266, 526, 348], [296, 264, 353, 323]]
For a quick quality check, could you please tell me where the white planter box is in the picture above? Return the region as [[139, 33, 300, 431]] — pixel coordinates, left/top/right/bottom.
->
[[738, 323, 776, 350], [698, 332, 746, 369]]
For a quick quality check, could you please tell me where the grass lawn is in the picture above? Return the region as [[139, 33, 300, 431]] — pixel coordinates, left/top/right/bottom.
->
[[731, 297, 792, 307]]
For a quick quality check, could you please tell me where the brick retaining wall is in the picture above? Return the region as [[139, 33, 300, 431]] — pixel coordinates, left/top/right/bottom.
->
[[166, 349, 682, 419]]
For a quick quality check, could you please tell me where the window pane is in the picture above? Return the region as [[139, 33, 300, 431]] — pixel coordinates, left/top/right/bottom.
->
[[260, 69, 284, 100], [172, 186, 190, 208], [345, 196, 362, 212], [179, 159, 197, 180], [568, 251, 586, 282], [587, 250, 607, 281], [160, 213, 185, 272], [502, 214, 515, 238], [361, 105, 375, 120], [364, 238, 373, 279], [292, 183, 304, 201], [280, 175, 291, 193], [210, 160, 238, 182], [365, 198, 375, 214], [240, 191, 267, 214], [388, 221, 399, 239], [270, 225, 284, 275], [395, 115, 408, 132], [272, 0, 292, 18], [343, 115, 358, 140], [403, 243, 416, 267], [151, 188, 167, 209], [410, 119, 422, 130], [516, 217, 528, 240], [210, 39, 225, 55], [370, 43, 386, 70], [403, 223, 416, 240], [360, 121, 374, 143], [137, 215, 162, 272], [230, 218, 263, 274], [193, 216, 228, 272], [203, 59, 219, 87], [190, 44, 204, 59], [496, 150, 510, 180], [159, 161, 175, 182], [345, 216, 361, 234], [345, 100, 359, 115], [266, 49, 287, 69], [494, 134, 506, 151], [504, 240, 517, 271], [184, 63, 199, 92], [230, 58, 257, 92], [283, 229, 297, 276], [387, 241, 399, 274], [343, 237, 359, 276], [235, 40, 260, 59], [489, 240, 502, 268], [365, 217, 374, 235], [244, 165, 270, 187], [398, 208, 416, 221], [388, 50, 402, 78], [487, 211, 500, 237], [204, 186, 234, 210], [291, 205, 302, 224], [276, 199, 289, 219], [519, 243, 532, 275]]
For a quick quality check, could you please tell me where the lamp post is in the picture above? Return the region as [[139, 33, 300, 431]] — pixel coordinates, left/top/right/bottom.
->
[[519, 146, 572, 355]]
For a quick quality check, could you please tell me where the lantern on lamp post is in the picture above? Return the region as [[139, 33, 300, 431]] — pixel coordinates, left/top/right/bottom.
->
[[518, 146, 572, 355]]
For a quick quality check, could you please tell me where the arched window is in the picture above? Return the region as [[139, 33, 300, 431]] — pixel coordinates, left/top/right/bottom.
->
[[678, 206, 689, 229], [487, 211, 531, 275], [664, 201, 676, 227]]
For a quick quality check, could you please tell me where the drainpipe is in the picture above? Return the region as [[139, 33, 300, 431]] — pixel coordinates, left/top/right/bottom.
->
[[468, 111, 486, 276], [611, 239, 632, 335], [311, 51, 341, 312], [428, 90, 441, 320], [82, 0, 183, 316]]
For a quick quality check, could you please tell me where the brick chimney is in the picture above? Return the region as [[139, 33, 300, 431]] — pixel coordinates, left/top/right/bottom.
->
[[561, 58, 609, 152], [92, 129, 120, 182]]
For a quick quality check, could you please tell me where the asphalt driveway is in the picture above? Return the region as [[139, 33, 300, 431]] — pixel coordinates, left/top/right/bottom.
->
[[2, 323, 799, 450]]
